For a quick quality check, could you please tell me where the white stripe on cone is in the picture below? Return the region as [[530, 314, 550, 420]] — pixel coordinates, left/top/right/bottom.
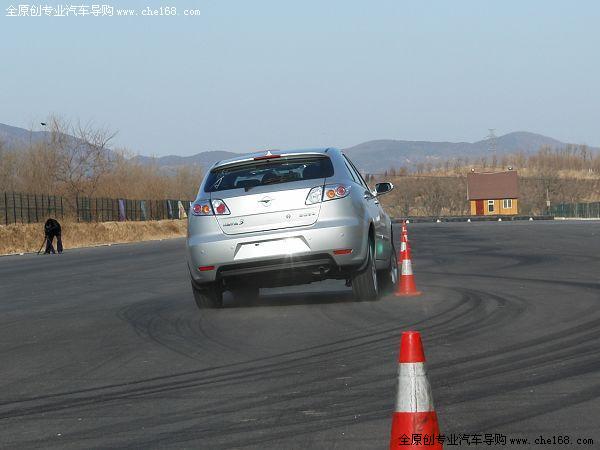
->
[[395, 362, 435, 412], [401, 259, 413, 276], [400, 241, 406, 252]]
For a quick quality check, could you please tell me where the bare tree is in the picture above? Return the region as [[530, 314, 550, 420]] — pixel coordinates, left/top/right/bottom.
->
[[1, 141, 15, 192], [48, 116, 117, 198], [17, 141, 60, 194], [397, 178, 418, 217], [419, 178, 446, 216], [491, 154, 498, 168]]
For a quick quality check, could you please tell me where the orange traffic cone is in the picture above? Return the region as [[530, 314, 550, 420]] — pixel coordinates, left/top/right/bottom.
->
[[394, 245, 421, 296], [390, 331, 442, 449]]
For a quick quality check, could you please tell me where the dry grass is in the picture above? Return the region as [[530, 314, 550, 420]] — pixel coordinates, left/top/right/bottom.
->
[[0, 220, 187, 255]]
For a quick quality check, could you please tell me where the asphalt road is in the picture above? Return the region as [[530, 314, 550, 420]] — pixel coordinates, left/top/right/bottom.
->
[[1, 221, 599, 449]]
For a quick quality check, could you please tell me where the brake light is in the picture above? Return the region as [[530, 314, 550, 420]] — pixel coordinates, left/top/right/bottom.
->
[[254, 154, 281, 161], [254, 150, 281, 161], [198, 265, 215, 271], [322, 184, 351, 202], [306, 184, 351, 204], [191, 199, 230, 216], [335, 185, 347, 197], [211, 199, 230, 215], [191, 200, 212, 216]]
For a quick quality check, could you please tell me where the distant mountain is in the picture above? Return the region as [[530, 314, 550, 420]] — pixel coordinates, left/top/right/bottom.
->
[[132, 151, 239, 173], [128, 131, 582, 173], [343, 132, 569, 172], [1, 123, 594, 173], [0, 123, 50, 149], [0, 122, 238, 172]]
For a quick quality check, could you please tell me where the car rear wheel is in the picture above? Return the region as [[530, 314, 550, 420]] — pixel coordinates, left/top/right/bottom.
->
[[378, 245, 398, 293], [352, 242, 379, 301], [192, 282, 223, 309]]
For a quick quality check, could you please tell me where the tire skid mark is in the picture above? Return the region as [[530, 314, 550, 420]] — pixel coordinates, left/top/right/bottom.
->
[[5, 296, 597, 448], [0, 288, 490, 419], [431, 315, 600, 374], [0, 286, 518, 425], [5, 223, 600, 448], [420, 271, 600, 291], [467, 381, 600, 432], [116, 300, 238, 360]]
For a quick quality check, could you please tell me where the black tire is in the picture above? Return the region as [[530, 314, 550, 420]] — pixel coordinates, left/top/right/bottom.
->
[[352, 242, 379, 301], [191, 282, 223, 309], [378, 246, 398, 293], [231, 286, 260, 303]]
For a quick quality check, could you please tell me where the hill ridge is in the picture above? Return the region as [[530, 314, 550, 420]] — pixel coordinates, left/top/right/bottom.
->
[[1, 123, 594, 173]]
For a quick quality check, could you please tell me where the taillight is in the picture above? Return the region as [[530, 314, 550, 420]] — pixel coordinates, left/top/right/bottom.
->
[[191, 200, 212, 216], [191, 199, 230, 216], [211, 199, 230, 215], [305, 184, 351, 204], [323, 184, 351, 202], [305, 186, 323, 205]]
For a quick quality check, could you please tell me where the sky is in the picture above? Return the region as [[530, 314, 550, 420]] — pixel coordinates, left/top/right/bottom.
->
[[1, 0, 599, 156]]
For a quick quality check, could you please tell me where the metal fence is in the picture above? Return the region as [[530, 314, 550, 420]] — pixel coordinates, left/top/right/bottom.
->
[[1, 192, 64, 225], [75, 197, 192, 222], [1, 192, 192, 225], [550, 202, 600, 218]]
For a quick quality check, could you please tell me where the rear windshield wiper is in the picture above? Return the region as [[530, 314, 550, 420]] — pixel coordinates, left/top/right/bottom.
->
[[209, 174, 225, 191]]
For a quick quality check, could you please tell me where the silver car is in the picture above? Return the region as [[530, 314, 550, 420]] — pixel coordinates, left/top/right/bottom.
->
[[186, 148, 397, 308]]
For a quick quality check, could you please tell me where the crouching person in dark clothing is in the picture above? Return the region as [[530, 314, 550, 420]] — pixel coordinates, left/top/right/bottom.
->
[[44, 218, 63, 254]]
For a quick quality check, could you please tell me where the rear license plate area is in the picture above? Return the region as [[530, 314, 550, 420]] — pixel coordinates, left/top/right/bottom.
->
[[234, 237, 309, 260]]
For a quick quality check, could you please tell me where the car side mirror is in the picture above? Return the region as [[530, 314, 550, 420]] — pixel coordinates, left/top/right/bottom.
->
[[375, 182, 394, 196]]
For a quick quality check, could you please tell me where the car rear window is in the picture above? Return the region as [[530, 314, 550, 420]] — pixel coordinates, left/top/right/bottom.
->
[[204, 156, 334, 192]]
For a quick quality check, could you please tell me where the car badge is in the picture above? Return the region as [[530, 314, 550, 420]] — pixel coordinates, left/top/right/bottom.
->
[[258, 197, 273, 207]]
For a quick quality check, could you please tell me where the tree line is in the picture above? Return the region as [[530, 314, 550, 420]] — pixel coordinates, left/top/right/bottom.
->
[[0, 116, 202, 201], [2, 117, 598, 217], [370, 145, 600, 217]]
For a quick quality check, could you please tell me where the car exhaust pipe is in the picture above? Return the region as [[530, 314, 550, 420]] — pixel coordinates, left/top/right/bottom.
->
[[312, 266, 330, 276]]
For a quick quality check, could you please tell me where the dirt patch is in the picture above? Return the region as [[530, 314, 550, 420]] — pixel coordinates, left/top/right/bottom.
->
[[0, 220, 187, 255]]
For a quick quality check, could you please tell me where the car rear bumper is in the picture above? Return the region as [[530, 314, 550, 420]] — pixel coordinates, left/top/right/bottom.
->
[[187, 217, 368, 287], [208, 253, 362, 289]]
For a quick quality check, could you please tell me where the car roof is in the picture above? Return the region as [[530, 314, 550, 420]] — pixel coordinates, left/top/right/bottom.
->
[[211, 148, 340, 170]]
